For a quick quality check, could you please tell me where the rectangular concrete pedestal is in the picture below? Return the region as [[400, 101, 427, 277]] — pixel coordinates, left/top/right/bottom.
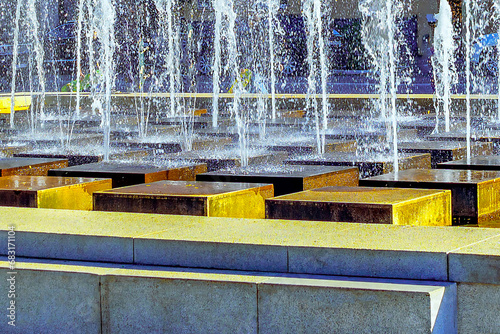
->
[[0, 143, 31, 157], [94, 180, 274, 218], [266, 186, 451, 226], [197, 165, 359, 196], [0, 176, 111, 210], [114, 137, 232, 153], [360, 169, 500, 224]]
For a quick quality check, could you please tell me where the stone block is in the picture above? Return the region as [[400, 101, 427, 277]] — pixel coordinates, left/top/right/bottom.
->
[[360, 168, 500, 225], [457, 283, 500, 334], [398, 141, 493, 168], [94, 180, 274, 218], [266, 186, 452, 226], [197, 165, 359, 196], [286, 152, 431, 178], [0, 207, 197, 262], [288, 224, 500, 280], [449, 235, 500, 284], [0, 261, 103, 333], [0, 157, 68, 176], [258, 276, 457, 334], [101, 269, 260, 334], [0, 175, 112, 210], [48, 161, 207, 187]]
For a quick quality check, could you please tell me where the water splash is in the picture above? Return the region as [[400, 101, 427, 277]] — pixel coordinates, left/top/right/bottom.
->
[[212, 1, 222, 128], [9, 0, 23, 128], [267, 0, 279, 120], [91, 0, 117, 161], [75, 0, 86, 118], [432, 0, 456, 133], [360, 0, 406, 174], [303, 0, 328, 156]]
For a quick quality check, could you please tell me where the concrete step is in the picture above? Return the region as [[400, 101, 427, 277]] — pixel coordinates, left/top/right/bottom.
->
[[1, 207, 499, 281], [0, 258, 457, 334]]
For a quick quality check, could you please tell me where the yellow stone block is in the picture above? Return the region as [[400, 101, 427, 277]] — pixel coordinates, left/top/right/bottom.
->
[[0, 176, 112, 210], [266, 186, 452, 226], [94, 180, 274, 218]]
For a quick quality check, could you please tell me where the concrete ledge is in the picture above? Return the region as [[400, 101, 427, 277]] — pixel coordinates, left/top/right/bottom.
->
[[0, 259, 458, 334], [0, 207, 203, 262], [1, 207, 500, 281]]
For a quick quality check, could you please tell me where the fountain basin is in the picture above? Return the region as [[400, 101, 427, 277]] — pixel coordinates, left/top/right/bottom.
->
[[398, 141, 493, 168], [197, 165, 359, 196], [265, 186, 451, 226], [0, 175, 111, 210], [359, 169, 500, 225], [49, 161, 207, 187], [93, 180, 273, 218], [286, 152, 431, 178], [0, 157, 68, 176]]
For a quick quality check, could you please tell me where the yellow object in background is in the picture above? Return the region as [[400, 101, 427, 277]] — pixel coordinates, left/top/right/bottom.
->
[[0, 96, 32, 114], [228, 69, 253, 93]]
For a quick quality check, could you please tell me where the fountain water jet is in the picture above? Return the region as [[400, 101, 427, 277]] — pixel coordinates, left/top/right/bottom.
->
[[432, 0, 456, 133]]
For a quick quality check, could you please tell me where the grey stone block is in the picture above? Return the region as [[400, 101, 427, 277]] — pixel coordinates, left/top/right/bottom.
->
[[101, 273, 259, 334], [457, 283, 500, 334], [258, 276, 457, 334], [1, 231, 133, 263], [134, 238, 288, 272], [449, 236, 500, 284], [0, 266, 101, 333], [288, 247, 448, 280]]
